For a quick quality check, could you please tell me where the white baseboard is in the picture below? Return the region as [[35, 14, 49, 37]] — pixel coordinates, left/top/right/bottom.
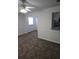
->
[[38, 37, 60, 44]]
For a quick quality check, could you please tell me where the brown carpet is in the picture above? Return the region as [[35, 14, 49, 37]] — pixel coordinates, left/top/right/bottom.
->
[[18, 30, 60, 59]]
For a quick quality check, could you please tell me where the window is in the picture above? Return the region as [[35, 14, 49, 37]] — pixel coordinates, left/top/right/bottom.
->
[[28, 17, 34, 25]]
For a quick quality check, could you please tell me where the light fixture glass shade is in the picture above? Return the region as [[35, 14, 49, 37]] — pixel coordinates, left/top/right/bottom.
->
[[20, 9, 28, 13]]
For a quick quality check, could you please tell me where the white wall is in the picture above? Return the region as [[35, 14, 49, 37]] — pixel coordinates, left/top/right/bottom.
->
[[18, 13, 26, 35], [25, 16, 37, 33], [28, 6, 60, 43], [18, 13, 37, 35]]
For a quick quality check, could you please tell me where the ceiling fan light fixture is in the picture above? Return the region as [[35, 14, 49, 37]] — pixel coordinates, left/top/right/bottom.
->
[[20, 9, 28, 13]]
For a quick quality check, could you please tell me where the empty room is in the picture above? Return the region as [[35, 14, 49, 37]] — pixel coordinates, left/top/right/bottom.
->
[[18, 0, 60, 59]]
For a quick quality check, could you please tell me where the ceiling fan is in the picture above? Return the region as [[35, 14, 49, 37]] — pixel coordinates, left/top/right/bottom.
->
[[19, 0, 35, 13]]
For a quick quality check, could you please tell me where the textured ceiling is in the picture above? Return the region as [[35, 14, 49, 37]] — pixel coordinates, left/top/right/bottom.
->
[[27, 0, 59, 7], [18, 0, 60, 13]]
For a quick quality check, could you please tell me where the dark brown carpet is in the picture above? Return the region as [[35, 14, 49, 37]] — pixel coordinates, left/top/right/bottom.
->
[[18, 30, 60, 59]]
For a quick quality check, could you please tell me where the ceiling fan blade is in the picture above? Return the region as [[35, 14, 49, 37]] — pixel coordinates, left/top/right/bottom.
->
[[25, 8, 31, 12], [21, 0, 26, 3], [19, 0, 35, 13], [26, 6, 35, 9]]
